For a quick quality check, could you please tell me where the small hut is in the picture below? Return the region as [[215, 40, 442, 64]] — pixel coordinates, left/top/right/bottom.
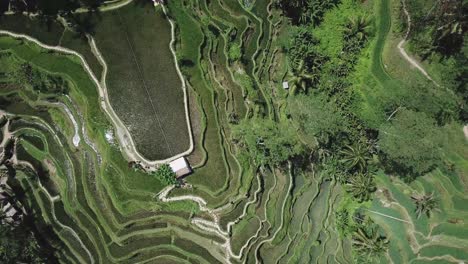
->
[[169, 157, 192, 178]]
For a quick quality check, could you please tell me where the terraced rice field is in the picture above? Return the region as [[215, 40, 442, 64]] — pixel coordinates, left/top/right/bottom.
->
[[0, 1, 350, 260], [0, 2, 191, 161], [90, 2, 190, 160], [0, 0, 467, 263]]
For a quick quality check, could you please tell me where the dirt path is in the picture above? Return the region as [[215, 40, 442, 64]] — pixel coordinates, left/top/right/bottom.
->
[[3, 0, 133, 16], [75, 0, 133, 13], [398, 0, 440, 87], [157, 172, 265, 263], [54, 102, 81, 147]]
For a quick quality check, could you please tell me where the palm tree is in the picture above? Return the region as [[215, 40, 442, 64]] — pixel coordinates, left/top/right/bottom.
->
[[343, 15, 371, 43], [352, 224, 389, 262], [411, 192, 439, 219], [346, 173, 376, 202], [339, 144, 371, 172], [288, 60, 316, 94]]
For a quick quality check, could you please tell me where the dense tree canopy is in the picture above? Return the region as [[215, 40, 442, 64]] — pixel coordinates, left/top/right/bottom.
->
[[232, 119, 304, 166], [288, 93, 348, 144], [153, 164, 178, 185], [0, 53, 69, 95], [276, 0, 340, 26], [406, 0, 467, 122], [0, 220, 55, 263], [360, 80, 461, 128], [8, 0, 104, 15], [408, 0, 467, 58], [378, 109, 445, 177]]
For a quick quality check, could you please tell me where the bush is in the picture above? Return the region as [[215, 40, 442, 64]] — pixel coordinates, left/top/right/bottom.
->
[[228, 43, 241, 62], [153, 164, 178, 185], [232, 118, 304, 166]]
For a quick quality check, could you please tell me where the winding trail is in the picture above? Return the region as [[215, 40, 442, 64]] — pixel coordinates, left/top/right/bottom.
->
[[55, 102, 81, 147], [157, 170, 265, 264], [398, 0, 440, 87], [3, 0, 134, 16], [0, 4, 194, 168]]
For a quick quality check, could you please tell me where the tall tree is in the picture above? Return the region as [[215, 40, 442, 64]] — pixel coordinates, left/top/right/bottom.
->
[[346, 173, 376, 202], [343, 15, 371, 44], [411, 192, 439, 219], [352, 220, 389, 262], [288, 60, 316, 94], [339, 143, 371, 172]]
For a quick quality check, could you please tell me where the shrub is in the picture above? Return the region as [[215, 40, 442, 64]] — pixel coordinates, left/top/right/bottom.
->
[[153, 164, 178, 185], [228, 43, 241, 62]]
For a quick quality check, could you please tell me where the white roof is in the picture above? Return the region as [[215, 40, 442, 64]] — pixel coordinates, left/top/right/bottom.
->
[[169, 157, 189, 173], [2, 202, 12, 212], [282, 81, 289, 89], [0, 176, 7, 185], [5, 206, 17, 217]]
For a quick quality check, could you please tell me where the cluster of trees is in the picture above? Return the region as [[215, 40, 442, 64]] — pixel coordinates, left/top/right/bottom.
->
[[234, 1, 378, 194], [3, 0, 103, 41], [0, 171, 58, 263], [0, 53, 69, 95], [336, 209, 388, 263], [283, 6, 379, 205], [286, 28, 325, 93], [275, 0, 340, 26], [233, 0, 463, 259], [405, 0, 467, 121], [152, 164, 178, 186], [232, 118, 304, 166], [0, 220, 56, 263], [351, 216, 389, 263], [407, 0, 467, 58], [16, 63, 70, 95]]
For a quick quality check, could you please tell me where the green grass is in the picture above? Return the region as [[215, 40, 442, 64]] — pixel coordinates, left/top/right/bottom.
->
[[371, 0, 393, 84]]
